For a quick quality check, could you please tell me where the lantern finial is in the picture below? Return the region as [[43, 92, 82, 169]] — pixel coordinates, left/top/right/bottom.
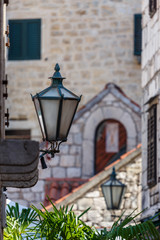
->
[[110, 167, 116, 180], [54, 63, 60, 72], [50, 63, 65, 80]]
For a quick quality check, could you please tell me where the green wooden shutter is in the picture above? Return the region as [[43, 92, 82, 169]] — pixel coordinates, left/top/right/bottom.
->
[[8, 20, 23, 60], [8, 19, 41, 60], [27, 19, 41, 60], [134, 14, 142, 56]]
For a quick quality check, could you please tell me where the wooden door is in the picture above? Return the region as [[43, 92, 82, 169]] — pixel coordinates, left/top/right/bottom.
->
[[95, 119, 127, 174]]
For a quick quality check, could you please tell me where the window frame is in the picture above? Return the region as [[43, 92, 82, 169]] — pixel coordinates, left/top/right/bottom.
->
[[8, 18, 41, 61], [5, 129, 31, 139], [147, 103, 157, 187]]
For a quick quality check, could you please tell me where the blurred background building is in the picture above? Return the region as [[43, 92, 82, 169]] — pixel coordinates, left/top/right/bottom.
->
[[141, 0, 160, 222], [5, 0, 142, 211]]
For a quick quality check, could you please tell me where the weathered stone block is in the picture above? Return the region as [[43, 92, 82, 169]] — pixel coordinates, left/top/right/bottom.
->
[[31, 180, 44, 193], [85, 191, 100, 198], [7, 192, 20, 199], [60, 145, 69, 154], [77, 198, 93, 210], [23, 192, 35, 201], [73, 133, 82, 145], [93, 198, 106, 210], [39, 168, 51, 179], [66, 167, 81, 178], [87, 210, 103, 223], [52, 167, 66, 178], [70, 146, 81, 155], [82, 140, 94, 177], [49, 155, 60, 167], [60, 155, 75, 167]]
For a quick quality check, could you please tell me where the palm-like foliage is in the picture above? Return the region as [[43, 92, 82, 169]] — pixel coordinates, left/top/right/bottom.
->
[[4, 200, 160, 240], [92, 210, 160, 240], [32, 199, 160, 240], [4, 203, 38, 240], [32, 201, 93, 240], [109, 211, 160, 239]]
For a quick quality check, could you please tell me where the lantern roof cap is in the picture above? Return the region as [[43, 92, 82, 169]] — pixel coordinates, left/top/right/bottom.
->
[[49, 63, 66, 80], [32, 63, 80, 99]]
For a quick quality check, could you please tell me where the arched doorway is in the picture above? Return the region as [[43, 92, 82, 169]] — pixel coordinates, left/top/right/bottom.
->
[[95, 119, 127, 174]]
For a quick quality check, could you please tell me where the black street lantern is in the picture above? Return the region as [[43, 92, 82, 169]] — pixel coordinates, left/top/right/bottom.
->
[[32, 63, 81, 157], [101, 167, 127, 210]]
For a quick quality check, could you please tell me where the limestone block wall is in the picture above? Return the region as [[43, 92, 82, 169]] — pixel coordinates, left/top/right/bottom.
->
[[7, 86, 141, 207], [6, 0, 141, 141], [63, 156, 142, 228], [141, 1, 160, 218]]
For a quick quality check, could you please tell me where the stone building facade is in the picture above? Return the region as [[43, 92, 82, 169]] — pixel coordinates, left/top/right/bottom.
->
[[7, 83, 141, 207], [6, 0, 141, 141], [6, 0, 142, 208], [46, 146, 142, 228], [141, 0, 160, 219]]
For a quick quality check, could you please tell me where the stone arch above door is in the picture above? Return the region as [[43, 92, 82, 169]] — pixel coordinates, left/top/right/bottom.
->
[[79, 83, 141, 178]]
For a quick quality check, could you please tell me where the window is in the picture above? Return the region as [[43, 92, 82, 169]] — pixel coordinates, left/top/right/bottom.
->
[[95, 119, 127, 174], [134, 14, 142, 57], [147, 104, 157, 187], [8, 19, 41, 60], [149, 0, 157, 18], [5, 129, 31, 139]]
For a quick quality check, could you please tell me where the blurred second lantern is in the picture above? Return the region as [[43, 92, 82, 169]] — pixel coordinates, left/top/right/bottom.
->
[[101, 167, 127, 210]]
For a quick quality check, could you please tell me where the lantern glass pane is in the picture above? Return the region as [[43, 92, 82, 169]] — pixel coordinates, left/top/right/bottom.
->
[[59, 99, 78, 139], [34, 97, 45, 139], [61, 88, 77, 98], [112, 185, 123, 208], [40, 99, 60, 141], [43, 88, 60, 97], [102, 185, 112, 209]]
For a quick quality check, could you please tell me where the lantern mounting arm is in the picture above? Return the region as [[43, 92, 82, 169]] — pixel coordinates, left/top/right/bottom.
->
[[39, 140, 66, 169], [39, 140, 65, 158]]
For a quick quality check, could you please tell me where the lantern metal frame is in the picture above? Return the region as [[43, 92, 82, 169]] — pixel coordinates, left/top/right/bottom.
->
[[32, 63, 81, 159], [101, 167, 127, 210]]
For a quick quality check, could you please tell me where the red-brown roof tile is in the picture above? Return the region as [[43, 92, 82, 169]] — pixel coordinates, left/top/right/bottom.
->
[[44, 178, 89, 207]]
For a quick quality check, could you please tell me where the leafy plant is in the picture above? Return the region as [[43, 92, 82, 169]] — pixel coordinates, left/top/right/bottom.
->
[[92, 210, 160, 240], [5, 200, 160, 240], [32, 200, 93, 240], [4, 203, 38, 240], [32, 198, 160, 240]]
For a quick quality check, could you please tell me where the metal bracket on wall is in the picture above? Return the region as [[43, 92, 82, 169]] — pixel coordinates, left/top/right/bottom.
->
[[3, 88, 8, 99], [5, 37, 10, 48], [3, 75, 8, 99], [5, 25, 9, 36], [5, 109, 9, 127]]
